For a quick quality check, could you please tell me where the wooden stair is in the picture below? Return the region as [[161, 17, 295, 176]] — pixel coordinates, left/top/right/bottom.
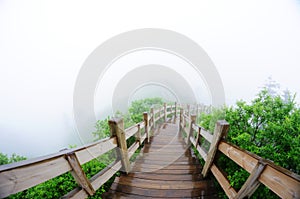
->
[[103, 121, 218, 198]]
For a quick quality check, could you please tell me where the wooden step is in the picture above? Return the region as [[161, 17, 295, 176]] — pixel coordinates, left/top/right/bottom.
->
[[103, 121, 218, 199], [106, 182, 218, 198]]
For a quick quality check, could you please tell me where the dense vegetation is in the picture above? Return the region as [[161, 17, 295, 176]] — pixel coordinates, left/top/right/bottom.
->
[[1, 98, 164, 199], [198, 87, 300, 198], [2, 89, 299, 199]]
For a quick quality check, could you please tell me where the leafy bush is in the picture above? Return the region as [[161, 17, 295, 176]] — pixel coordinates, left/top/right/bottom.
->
[[0, 153, 26, 165], [199, 89, 299, 199], [128, 97, 164, 123], [4, 97, 166, 198]]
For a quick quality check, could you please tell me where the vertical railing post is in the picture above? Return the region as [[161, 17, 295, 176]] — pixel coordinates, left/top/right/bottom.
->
[[151, 107, 155, 129], [179, 107, 183, 131], [164, 103, 167, 122], [187, 104, 190, 117], [135, 124, 141, 145], [143, 112, 150, 143], [202, 120, 229, 178], [108, 118, 131, 174], [187, 114, 196, 145], [174, 102, 177, 119]]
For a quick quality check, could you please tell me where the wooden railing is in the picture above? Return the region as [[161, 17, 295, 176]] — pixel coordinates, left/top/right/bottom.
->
[[0, 103, 177, 199], [179, 107, 300, 199], [2, 102, 299, 199]]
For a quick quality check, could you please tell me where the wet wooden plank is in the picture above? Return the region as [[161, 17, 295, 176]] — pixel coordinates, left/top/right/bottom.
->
[[115, 176, 210, 189], [109, 182, 216, 198], [126, 173, 203, 181]]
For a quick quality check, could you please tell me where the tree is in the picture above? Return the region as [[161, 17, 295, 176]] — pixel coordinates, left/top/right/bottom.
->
[[128, 97, 164, 123], [198, 87, 299, 199]]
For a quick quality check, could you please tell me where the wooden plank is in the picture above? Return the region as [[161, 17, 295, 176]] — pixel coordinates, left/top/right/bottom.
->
[[0, 136, 116, 173], [139, 122, 145, 130], [0, 156, 71, 198], [115, 176, 207, 189], [90, 160, 122, 191], [128, 142, 140, 159], [190, 137, 207, 161], [75, 137, 117, 165], [259, 165, 300, 199], [63, 160, 122, 199], [192, 123, 199, 132], [66, 153, 95, 196], [200, 129, 213, 143], [235, 161, 266, 198], [126, 173, 203, 181], [211, 164, 237, 199], [125, 125, 139, 140], [132, 164, 201, 171], [218, 141, 259, 173], [202, 120, 229, 177], [218, 141, 300, 199], [109, 182, 216, 198]]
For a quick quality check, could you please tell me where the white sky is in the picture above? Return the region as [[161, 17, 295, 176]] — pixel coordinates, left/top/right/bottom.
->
[[0, 0, 300, 157]]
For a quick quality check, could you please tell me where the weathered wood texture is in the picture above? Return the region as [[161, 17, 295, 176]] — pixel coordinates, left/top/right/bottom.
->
[[180, 104, 300, 199], [218, 141, 300, 199], [0, 136, 118, 198], [109, 118, 131, 174], [103, 120, 218, 198], [202, 120, 229, 177]]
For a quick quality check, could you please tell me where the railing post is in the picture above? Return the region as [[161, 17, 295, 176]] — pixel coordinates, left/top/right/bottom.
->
[[108, 118, 131, 174], [235, 160, 266, 199], [135, 124, 141, 145], [179, 107, 183, 131], [174, 102, 177, 119], [66, 152, 95, 196], [202, 120, 229, 178], [187, 104, 190, 117], [164, 103, 167, 122], [143, 112, 150, 143], [151, 107, 155, 129], [187, 114, 196, 145]]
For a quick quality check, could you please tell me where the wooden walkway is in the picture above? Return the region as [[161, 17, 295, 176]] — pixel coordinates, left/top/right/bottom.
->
[[104, 121, 218, 198]]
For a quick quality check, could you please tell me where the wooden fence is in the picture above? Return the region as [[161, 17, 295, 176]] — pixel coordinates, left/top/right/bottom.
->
[[1, 103, 299, 199], [0, 103, 176, 198], [179, 108, 300, 199]]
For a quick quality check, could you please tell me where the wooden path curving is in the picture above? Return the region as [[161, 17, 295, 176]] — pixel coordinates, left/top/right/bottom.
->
[[103, 120, 218, 198]]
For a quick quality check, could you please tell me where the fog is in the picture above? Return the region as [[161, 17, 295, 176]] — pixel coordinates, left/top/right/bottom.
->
[[1, 0, 300, 158]]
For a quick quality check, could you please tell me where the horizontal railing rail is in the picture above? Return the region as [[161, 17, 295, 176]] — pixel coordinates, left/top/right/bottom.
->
[[0, 103, 178, 198], [179, 105, 300, 199]]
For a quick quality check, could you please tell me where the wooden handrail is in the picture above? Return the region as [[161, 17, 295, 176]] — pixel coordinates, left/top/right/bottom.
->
[[0, 103, 178, 198], [179, 104, 300, 199]]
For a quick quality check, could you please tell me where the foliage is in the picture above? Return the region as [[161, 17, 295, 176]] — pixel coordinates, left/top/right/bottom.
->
[[225, 89, 299, 174], [5, 97, 166, 198], [0, 153, 26, 165], [198, 107, 226, 132], [128, 97, 164, 123], [198, 88, 299, 199], [93, 98, 164, 141], [93, 116, 111, 141]]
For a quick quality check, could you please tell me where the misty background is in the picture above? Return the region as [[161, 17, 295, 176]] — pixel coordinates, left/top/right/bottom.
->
[[0, 0, 300, 158]]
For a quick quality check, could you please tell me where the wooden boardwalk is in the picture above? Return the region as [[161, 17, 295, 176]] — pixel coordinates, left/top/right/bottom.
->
[[104, 121, 218, 198]]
